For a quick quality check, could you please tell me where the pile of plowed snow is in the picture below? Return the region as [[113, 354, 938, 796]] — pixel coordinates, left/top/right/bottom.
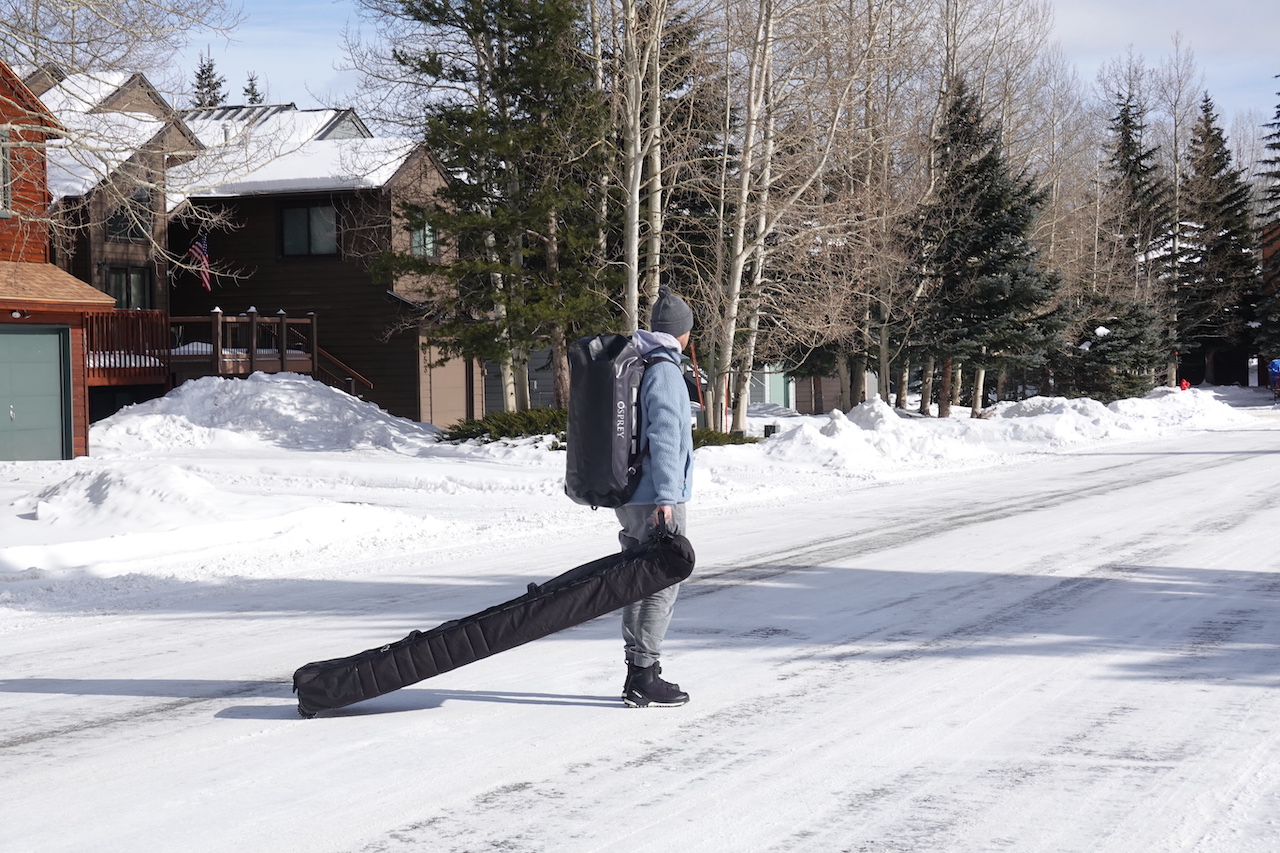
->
[[92, 372, 443, 456]]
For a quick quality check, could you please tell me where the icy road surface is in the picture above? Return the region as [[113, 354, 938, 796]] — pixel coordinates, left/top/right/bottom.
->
[[3, 399, 1280, 851]]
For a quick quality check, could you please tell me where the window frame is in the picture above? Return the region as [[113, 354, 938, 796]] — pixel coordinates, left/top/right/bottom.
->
[[105, 186, 153, 243], [280, 202, 340, 257], [105, 265, 153, 310], [409, 222, 439, 258], [0, 129, 12, 218]]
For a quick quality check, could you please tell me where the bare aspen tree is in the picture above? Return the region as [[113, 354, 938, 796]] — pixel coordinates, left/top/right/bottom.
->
[[1027, 47, 1096, 295], [615, 0, 675, 331], [700, 0, 867, 431], [0, 0, 242, 276], [0, 0, 241, 77], [1231, 108, 1267, 216]]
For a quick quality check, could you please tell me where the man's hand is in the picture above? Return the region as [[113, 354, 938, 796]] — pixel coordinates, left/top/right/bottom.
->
[[653, 505, 674, 527]]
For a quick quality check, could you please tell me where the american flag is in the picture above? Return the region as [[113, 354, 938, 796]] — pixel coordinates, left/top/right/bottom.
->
[[186, 234, 211, 291]]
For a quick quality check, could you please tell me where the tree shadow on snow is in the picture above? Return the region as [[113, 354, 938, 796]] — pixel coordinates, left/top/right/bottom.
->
[[674, 561, 1280, 688]]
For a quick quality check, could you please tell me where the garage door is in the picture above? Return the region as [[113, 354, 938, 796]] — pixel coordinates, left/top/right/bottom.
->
[[0, 327, 71, 461]]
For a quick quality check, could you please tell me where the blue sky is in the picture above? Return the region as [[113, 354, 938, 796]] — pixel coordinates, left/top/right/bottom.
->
[[1053, 0, 1279, 122], [181, 0, 1278, 125], [177, 1, 362, 108]]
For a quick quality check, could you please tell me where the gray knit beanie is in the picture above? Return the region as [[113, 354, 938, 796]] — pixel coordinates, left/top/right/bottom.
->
[[649, 286, 694, 337]]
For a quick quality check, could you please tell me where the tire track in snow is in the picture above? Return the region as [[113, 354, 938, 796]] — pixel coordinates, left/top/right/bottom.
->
[[0, 680, 292, 752], [687, 447, 1248, 596]]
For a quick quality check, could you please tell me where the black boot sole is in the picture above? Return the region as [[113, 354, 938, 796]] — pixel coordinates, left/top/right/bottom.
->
[[623, 692, 690, 708]]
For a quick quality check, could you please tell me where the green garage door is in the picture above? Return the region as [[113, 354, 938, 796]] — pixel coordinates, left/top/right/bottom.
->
[[0, 327, 72, 461]]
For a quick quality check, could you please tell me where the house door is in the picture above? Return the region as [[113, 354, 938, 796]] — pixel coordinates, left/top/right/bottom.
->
[[0, 326, 72, 461]]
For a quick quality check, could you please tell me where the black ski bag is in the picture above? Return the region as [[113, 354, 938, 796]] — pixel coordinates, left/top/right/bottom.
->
[[564, 333, 649, 508], [292, 529, 695, 717]]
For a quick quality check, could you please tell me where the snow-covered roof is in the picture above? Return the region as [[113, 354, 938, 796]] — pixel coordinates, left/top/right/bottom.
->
[[174, 136, 418, 199], [35, 71, 133, 116], [37, 71, 184, 201], [168, 103, 417, 206], [180, 103, 371, 147], [45, 109, 169, 200]]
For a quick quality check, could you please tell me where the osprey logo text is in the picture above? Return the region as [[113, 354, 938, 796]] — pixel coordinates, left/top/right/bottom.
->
[[615, 399, 627, 438]]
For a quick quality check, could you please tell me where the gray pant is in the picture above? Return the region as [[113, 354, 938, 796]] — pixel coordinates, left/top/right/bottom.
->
[[615, 502, 687, 668]]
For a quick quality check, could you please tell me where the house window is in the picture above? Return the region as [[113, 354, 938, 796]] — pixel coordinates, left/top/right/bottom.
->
[[106, 266, 153, 310], [281, 204, 338, 256], [0, 130, 11, 217], [410, 223, 438, 258], [106, 187, 152, 242]]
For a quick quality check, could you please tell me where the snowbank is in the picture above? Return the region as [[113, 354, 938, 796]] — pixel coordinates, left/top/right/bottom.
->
[[92, 372, 443, 456], [0, 374, 1269, 596]]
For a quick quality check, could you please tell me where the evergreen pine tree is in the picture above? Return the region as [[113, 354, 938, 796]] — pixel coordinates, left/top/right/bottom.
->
[[379, 0, 615, 409], [1253, 80, 1280, 361], [1260, 79, 1280, 227], [243, 72, 265, 105], [1051, 293, 1171, 402], [913, 78, 1062, 412], [1102, 93, 1173, 293], [1176, 93, 1258, 380], [192, 52, 226, 108]]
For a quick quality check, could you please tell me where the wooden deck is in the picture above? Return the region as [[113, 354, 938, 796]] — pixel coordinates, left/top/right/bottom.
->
[[170, 309, 318, 380], [84, 308, 374, 394]]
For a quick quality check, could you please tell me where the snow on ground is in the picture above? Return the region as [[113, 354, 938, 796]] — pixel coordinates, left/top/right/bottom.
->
[[0, 374, 1257, 595], [3, 373, 1280, 852]]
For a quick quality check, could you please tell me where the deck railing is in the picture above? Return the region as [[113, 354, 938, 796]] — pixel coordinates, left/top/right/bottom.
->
[[170, 308, 318, 377], [315, 346, 375, 396], [85, 309, 172, 387], [86, 308, 374, 395]]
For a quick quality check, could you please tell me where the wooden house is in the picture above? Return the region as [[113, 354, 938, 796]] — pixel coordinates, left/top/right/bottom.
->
[[23, 68, 206, 417], [167, 103, 483, 426], [26, 68, 203, 314], [0, 61, 117, 460]]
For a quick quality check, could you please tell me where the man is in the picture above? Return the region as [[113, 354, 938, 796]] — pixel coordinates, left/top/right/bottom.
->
[[618, 285, 696, 708]]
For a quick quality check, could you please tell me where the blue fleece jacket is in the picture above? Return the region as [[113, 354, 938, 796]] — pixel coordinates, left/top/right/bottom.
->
[[628, 330, 694, 507]]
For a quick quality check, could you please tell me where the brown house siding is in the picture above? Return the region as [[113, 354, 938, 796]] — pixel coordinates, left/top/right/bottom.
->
[[170, 191, 428, 420], [1, 115, 52, 264], [50, 148, 175, 312], [421, 344, 482, 427]]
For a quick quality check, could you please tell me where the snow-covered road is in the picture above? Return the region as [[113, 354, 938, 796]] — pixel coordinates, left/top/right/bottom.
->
[[3, 381, 1279, 852]]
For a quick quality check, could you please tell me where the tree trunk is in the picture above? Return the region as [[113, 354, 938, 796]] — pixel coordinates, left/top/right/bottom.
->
[[546, 207, 570, 408], [849, 352, 867, 406], [730, 306, 762, 433], [499, 354, 517, 413], [938, 355, 953, 418], [838, 356, 852, 410], [643, 31, 664, 312], [550, 325, 570, 409], [895, 361, 909, 409], [970, 366, 986, 418], [919, 357, 934, 416], [970, 347, 987, 417], [878, 321, 892, 400], [514, 359, 531, 411], [619, 0, 657, 333]]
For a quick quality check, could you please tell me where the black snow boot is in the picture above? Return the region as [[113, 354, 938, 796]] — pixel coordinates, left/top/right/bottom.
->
[[623, 662, 689, 708]]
